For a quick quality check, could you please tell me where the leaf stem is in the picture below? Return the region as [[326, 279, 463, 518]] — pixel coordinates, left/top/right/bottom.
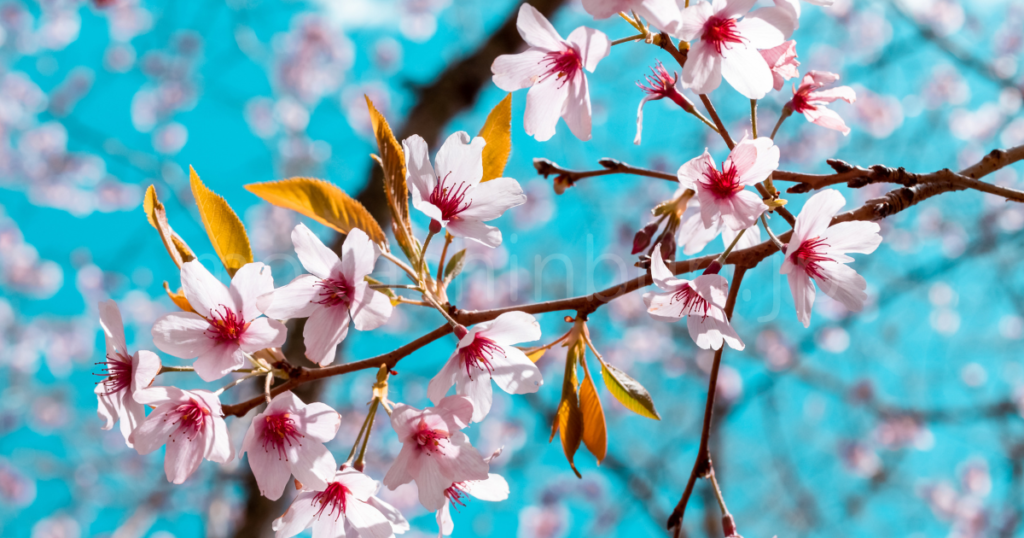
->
[[612, 33, 646, 46], [436, 232, 453, 284]]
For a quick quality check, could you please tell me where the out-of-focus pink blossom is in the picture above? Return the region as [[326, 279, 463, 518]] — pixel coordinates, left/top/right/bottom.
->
[[678, 137, 778, 231], [789, 71, 856, 135], [760, 40, 800, 91]]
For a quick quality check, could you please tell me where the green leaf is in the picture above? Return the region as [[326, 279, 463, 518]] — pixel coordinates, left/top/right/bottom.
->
[[245, 177, 387, 246], [601, 362, 661, 420], [190, 166, 253, 277], [477, 94, 512, 182], [442, 249, 467, 286]]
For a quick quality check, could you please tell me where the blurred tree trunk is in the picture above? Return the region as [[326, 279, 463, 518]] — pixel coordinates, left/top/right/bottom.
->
[[228, 1, 567, 536]]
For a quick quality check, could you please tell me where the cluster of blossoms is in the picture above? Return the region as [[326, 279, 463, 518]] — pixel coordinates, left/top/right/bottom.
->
[[93, 1, 895, 536]]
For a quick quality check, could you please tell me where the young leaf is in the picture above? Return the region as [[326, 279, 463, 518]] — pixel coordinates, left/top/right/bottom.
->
[[189, 166, 253, 277], [601, 362, 661, 420], [550, 336, 584, 478], [365, 96, 413, 253], [245, 177, 387, 246], [143, 185, 195, 268], [364, 275, 401, 307], [163, 282, 195, 313], [442, 249, 467, 286], [477, 94, 512, 182], [579, 367, 607, 464], [517, 346, 546, 363]]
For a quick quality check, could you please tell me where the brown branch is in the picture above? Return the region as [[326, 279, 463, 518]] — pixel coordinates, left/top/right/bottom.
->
[[533, 156, 678, 188], [699, 94, 734, 149], [220, 144, 1024, 419], [668, 266, 747, 536]]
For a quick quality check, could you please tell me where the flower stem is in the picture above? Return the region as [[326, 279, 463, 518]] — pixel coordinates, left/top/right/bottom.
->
[[770, 106, 793, 139], [354, 398, 380, 471], [264, 372, 273, 405], [750, 99, 758, 138], [213, 371, 261, 396], [158, 365, 194, 374], [699, 94, 734, 149], [380, 251, 419, 282], [612, 33, 646, 46], [436, 232, 453, 284], [760, 213, 785, 250], [716, 228, 747, 265]]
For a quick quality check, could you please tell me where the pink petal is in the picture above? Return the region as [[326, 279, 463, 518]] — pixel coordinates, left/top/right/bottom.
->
[[465, 474, 510, 502], [367, 496, 410, 534], [442, 431, 489, 482], [681, 40, 722, 95], [561, 71, 593, 141], [133, 385, 187, 406], [677, 202, 723, 255], [479, 311, 541, 345], [491, 49, 548, 92], [734, 138, 780, 185], [437, 501, 455, 536], [164, 430, 206, 484], [634, 95, 655, 146], [459, 372, 494, 423], [303, 305, 350, 366], [790, 189, 845, 248], [131, 350, 161, 394], [341, 227, 377, 283], [291, 223, 342, 280], [180, 260, 232, 318], [389, 404, 421, 440], [244, 433, 292, 500], [814, 260, 868, 313], [337, 468, 379, 501], [488, 345, 543, 397], [258, 274, 321, 320], [446, 218, 502, 248], [635, 0, 685, 35], [151, 312, 217, 359], [436, 395, 475, 430], [457, 177, 527, 222], [289, 441, 337, 493], [96, 387, 118, 431], [239, 317, 287, 353], [98, 300, 128, 358], [435, 131, 485, 189], [403, 134, 443, 222], [428, 353, 461, 405], [194, 344, 246, 381], [720, 44, 773, 99], [677, 150, 715, 190], [230, 262, 275, 321], [809, 85, 856, 104], [718, 188, 767, 231], [714, 0, 758, 19], [693, 274, 731, 309], [787, 268, 816, 327], [383, 442, 417, 490], [566, 26, 610, 73], [345, 499, 394, 538], [820, 220, 882, 256], [688, 309, 744, 350], [803, 105, 851, 135], [679, 1, 714, 41], [515, 3, 564, 51], [740, 6, 794, 48], [297, 401, 342, 443], [415, 458, 450, 512], [524, 74, 569, 142], [272, 491, 319, 537]]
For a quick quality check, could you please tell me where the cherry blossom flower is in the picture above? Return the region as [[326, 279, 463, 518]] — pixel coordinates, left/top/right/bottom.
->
[[782, 189, 882, 327], [240, 391, 342, 500], [95, 300, 161, 448], [677, 0, 796, 98], [273, 468, 396, 538], [130, 386, 232, 484], [643, 248, 744, 350], [151, 261, 286, 381], [789, 71, 857, 135], [634, 61, 696, 145], [258, 224, 392, 366], [678, 137, 778, 232], [759, 40, 800, 91], [436, 449, 509, 536], [403, 132, 526, 248], [427, 312, 543, 423], [383, 396, 489, 511], [491, 4, 610, 141], [581, 0, 682, 35], [674, 188, 763, 255]]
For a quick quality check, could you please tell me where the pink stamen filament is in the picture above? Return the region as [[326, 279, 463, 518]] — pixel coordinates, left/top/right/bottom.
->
[[460, 335, 504, 380], [261, 413, 304, 460], [205, 305, 250, 343], [702, 16, 745, 55], [415, 425, 449, 456], [169, 398, 210, 442], [699, 160, 742, 200], [313, 482, 351, 521], [671, 284, 711, 320], [316, 276, 354, 308], [537, 47, 582, 89], [95, 353, 133, 394], [445, 482, 470, 511], [429, 171, 472, 221], [792, 237, 832, 280]]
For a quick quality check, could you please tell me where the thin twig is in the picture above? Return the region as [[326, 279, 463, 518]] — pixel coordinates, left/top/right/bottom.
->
[[699, 94, 734, 149]]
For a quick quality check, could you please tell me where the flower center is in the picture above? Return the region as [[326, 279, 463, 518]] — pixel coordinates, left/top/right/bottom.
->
[[95, 353, 133, 395], [791, 237, 832, 280], [429, 172, 472, 222], [445, 482, 470, 510], [538, 47, 582, 89], [316, 276, 354, 308], [414, 424, 450, 455], [459, 334, 504, 380], [671, 284, 711, 319], [702, 16, 745, 55], [313, 481, 350, 521], [790, 89, 814, 113], [172, 398, 210, 441], [261, 413, 303, 459], [206, 305, 249, 343], [699, 161, 742, 200]]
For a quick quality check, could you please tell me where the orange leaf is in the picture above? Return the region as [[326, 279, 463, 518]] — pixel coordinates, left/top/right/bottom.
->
[[143, 185, 195, 268], [579, 365, 607, 464], [189, 166, 253, 277], [163, 282, 195, 313], [477, 94, 512, 182]]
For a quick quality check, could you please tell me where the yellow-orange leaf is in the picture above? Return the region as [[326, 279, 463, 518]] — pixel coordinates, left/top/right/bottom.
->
[[163, 282, 195, 313], [245, 177, 387, 246], [143, 185, 196, 268], [601, 362, 661, 420], [518, 346, 546, 363], [549, 335, 584, 478], [365, 96, 412, 253], [580, 367, 607, 464], [189, 166, 253, 277], [477, 94, 512, 182]]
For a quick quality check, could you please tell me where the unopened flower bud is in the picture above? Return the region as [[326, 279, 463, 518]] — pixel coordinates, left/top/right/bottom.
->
[[429, 219, 442, 234], [453, 325, 469, 339], [553, 174, 572, 195], [659, 233, 676, 261], [704, 260, 722, 275], [631, 222, 660, 255]]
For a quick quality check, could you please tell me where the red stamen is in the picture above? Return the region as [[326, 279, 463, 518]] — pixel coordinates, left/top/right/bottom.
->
[[671, 284, 711, 320], [445, 482, 470, 511], [169, 398, 210, 442], [702, 16, 745, 55], [261, 413, 304, 460], [699, 160, 742, 200], [415, 423, 449, 456], [538, 47, 582, 89], [459, 335, 504, 380], [316, 276, 354, 308], [791, 237, 832, 280], [313, 481, 350, 521], [206, 305, 250, 343], [429, 172, 472, 221], [95, 353, 133, 394]]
